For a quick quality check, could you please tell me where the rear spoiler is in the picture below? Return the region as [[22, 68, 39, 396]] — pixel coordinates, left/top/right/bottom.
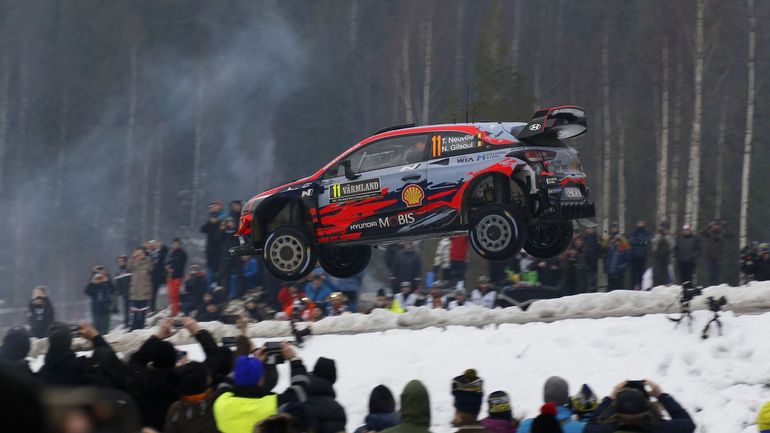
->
[[515, 106, 587, 140]]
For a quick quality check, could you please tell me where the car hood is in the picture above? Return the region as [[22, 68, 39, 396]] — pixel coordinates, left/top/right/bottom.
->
[[243, 175, 315, 213]]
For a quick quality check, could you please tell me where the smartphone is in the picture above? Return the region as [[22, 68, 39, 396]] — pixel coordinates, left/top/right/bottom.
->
[[221, 336, 238, 348], [264, 341, 285, 364], [68, 324, 80, 335], [625, 380, 650, 399], [173, 318, 184, 329]]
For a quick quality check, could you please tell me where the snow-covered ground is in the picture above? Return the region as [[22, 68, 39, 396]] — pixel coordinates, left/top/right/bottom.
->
[[171, 310, 768, 433]]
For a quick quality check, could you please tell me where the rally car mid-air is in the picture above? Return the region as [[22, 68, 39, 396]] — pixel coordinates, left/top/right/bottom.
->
[[232, 106, 595, 281]]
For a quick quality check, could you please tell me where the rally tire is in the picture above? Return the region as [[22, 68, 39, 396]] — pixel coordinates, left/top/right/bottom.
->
[[469, 204, 525, 261], [523, 221, 574, 259], [318, 245, 372, 278], [263, 226, 317, 281]]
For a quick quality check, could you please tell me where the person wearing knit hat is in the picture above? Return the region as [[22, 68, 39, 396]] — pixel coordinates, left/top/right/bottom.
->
[[531, 403, 563, 433], [517, 376, 585, 433], [481, 391, 517, 433], [380, 380, 431, 433], [306, 357, 347, 433], [354, 385, 401, 433], [39, 322, 119, 387], [164, 361, 219, 433], [451, 369, 492, 433], [584, 379, 695, 433], [213, 343, 311, 433], [0, 326, 33, 377], [758, 401, 770, 433], [569, 384, 599, 421]]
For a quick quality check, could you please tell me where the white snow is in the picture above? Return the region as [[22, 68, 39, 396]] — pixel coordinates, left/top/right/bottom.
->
[[172, 309, 770, 433]]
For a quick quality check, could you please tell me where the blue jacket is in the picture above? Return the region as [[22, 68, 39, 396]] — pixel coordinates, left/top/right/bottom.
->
[[354, 413, 401, 433], [518, 405, 585, 433], [585, 394, 694, 433], [304, 280, 336, 304], [629, 228, 652, 259], [604, 246, 630, 276]]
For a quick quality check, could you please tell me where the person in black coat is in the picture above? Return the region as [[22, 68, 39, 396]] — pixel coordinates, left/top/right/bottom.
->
[[115, 255, 133, 327], [306, 357, 347, 433], [28, 286, 55, 338], [391, 242, 422, 290], [148, 240, 169, 312], [165, 239, 188, 316], [354, 385, 401, 433], [586, 380, 695, 433], [39, 322, 120, 387], [582, 227, 601, 292], [126, 318, 182, 431], [0, 326, 34, 378], [182, 265, 207, 315], [85, 267, 116, 335]]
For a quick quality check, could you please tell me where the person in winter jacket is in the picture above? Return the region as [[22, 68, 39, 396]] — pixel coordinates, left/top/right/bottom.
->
[[213, 343, 309, 433], [629, 221, 652, 290], [392, 242, 422, 290], [471, 276, 497, 308], [518, 376, 586, 433], [164, 361, 219, 433], [220, 217, 243, 298], [569, 384, 599, 422], [306, 357, 347, 433], [675, 225, 701, 285], [115, 255, 132, 326], [0, 326, 34, 378], [755, 245, 770, 281], [448, 288, 471, 310], [305, 273, 336, 309], [559, 246, 588, 296], [396, 281, 418, 308], [165, 238, 188, 316], [482, 391, 518, 433], [380, 380, 432, 433], [148, 240, 169, 312], [434, 238, 452, 282], [651, 224, 675, 287], [128, 247, 153, 330], [39, 322, 120, 387], [530, 403, 563, 433], [585, 379, 694, 433], [604, 235, 630, 291], [700, 220, 728, 286], [183, 265, 208, 315], [28, 286, 55, 338], [278, 283, 306, 313], [758, 401, 770, 433], [451, 369, 493, 433], [201, 203, 225, 282], [449, 235, 470, 287], [355, 385, 401, 433], [426, 283, 447, 309], [375, 289, 405, 314], [85, 267, 115, 334], [582, 228, 601, 291]]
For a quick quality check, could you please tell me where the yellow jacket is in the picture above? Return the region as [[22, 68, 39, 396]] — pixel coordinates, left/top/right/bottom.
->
[[213, 392, 278, 433]]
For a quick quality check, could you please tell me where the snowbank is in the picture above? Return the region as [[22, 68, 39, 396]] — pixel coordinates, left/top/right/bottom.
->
[[176, 310, 769, 433], [29, 282, 770, 357]]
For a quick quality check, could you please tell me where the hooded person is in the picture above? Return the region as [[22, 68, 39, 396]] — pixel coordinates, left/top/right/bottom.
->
[[164, 361, 219, 433], [305, 357, 347, 433], [518, 376, 585, 433], [570, 384, 599, 421], [28, 287, 55, 338], [451, 369, 493, 433], [39, 322, 118, 387], [380, 380, 432, 433], [482, 391, 518, 433], [213, 346, 310, 433], [0, 326, 34, 377], [586, 380, 695, 433], [354, 385, 402, 433], [758, 401, 770, 433]]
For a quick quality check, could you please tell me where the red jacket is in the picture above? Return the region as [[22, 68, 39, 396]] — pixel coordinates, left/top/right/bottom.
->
[[450, 235, 469, 262]]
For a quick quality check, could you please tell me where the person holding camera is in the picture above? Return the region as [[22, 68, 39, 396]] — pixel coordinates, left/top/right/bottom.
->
[[128, 247, 153, 330], [212, 342, 310, 433], [85, 266, 116, 335], [585, 379, 695, 433], [39, 322, 119, 387], [165, 238, 187, 316], [28, 285, 55, 338]]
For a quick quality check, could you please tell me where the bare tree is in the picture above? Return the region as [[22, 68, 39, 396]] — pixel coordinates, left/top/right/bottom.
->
[[189, 67, 205, 234], [153, 134, 165, 240], [0, 49, 8, 199], [684, 0, 705, 229], [669, 56, 684, 233], [124, 44, 138, 239], [656, 39, 670, 225], [739, 0, 756, 248], [421, 2, 434, 124], [601, 30, 612, 234], [618, 127, 627, 233], [401, 21, 414, 124], [714, 106, 727, 219]]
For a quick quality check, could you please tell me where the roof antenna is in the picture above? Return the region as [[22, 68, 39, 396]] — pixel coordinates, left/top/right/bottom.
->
[[465, 83, 470, 123]]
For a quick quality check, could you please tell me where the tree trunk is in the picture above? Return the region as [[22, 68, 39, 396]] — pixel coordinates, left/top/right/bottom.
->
[[739, 0, 756, 248], [618, 127, 627, 234], [511, 0, 521, 66], [140, 146, 150, 241], [0, 49, 8, 198], [657, 39, 670, 225], [600, 31, 612, 234], [401, 22, 414, 124], [13, 51, 30, 305], [669, 57, 684, 232], [124, 45, 138, 243], [453, 0, 466, 97], [56, 85, 69, 293], [189, 68, 204, 234], [154, 135, 165, 240], [421, 3, 433, 124], [714, 107, 727, 220], [684, 0, 705, 229]]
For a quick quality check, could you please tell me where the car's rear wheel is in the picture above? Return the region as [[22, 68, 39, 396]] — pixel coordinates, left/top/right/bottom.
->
[[263, 226, 317, 281], [523, 221, 574, 258], [469, 204, 525, 260], [318, 245, 372, 278]]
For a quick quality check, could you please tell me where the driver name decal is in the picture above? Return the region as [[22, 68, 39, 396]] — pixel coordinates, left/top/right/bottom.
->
[[330, 178, 381, 203], [431, 134, 477, 157]]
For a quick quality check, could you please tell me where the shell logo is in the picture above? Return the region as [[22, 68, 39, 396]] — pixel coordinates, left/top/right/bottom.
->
[[402, 184, 425, 208]]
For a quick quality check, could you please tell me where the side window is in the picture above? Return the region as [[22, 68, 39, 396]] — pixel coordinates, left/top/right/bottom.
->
[[428, 132, 483, 158], [346, 134, 429, 173]]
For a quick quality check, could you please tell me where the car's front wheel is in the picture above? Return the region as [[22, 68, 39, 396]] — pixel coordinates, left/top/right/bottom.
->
[[318, 245, 372, 278], [523, 221, 574, 258], [469, 204, 525, 260], [263, 226, 317, 281]]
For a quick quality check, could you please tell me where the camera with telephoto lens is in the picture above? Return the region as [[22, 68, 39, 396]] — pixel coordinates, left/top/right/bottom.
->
[[707, 296, 727, 312], [264, 341, 284, 364], [680, 282, 702, 304]]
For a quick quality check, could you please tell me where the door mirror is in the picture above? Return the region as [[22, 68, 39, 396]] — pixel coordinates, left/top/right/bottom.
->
[[338, 160, 360, 180]]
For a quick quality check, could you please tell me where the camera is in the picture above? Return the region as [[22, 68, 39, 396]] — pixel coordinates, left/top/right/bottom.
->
[[222, 314, 240, 325], [173, 318, 184, 329], [291, 321, 311, 346], [625, 380, 650, 400], [707, 296, 727, 312], [68, 324, 81, 335], [265, 341, 285, 364], [680, 282, 702, 304]]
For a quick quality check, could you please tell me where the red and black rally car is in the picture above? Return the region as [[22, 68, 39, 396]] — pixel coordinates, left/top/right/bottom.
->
[[232, 106, 594, 281]]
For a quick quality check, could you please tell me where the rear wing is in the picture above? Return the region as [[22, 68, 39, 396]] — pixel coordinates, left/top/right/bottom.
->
[[515, 106, 587, 140]]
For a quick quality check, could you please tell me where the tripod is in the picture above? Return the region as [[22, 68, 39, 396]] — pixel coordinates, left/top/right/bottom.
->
[[667, 301, 694, 333], [701, 310, 723, 339]]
